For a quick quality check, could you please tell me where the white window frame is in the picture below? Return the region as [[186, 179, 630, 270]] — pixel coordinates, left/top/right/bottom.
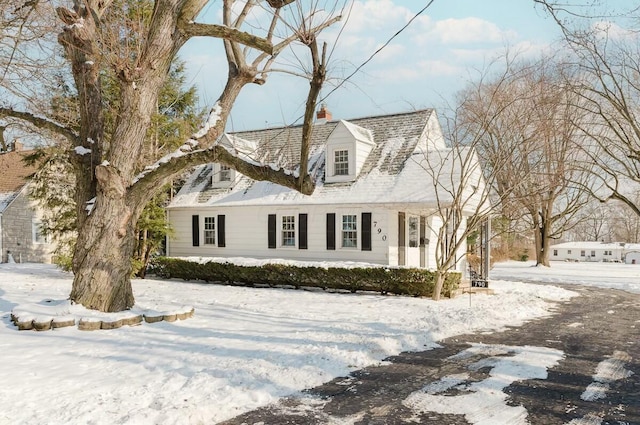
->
[[334, 149, 349, 176], [204, 216, 216, 245], [281, 215, 296, 247], [219, 164, 232, 182], [212, 163, 234, 187], [341, 214, 357, 248], [32, 220, 48, 244]]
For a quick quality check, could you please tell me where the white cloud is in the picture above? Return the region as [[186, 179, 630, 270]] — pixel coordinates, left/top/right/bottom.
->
[[373, 59, 463, 81], [342, 0, 413, 33], [414, 17, 516, 46], [592, 20, 636, 41]]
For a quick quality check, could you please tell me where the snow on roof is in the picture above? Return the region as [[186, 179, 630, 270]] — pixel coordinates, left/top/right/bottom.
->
[[169, 109, 481, 209], [550, 241, 640, 251], [0, 149, 38, 213], [339, 120, 374, 145]]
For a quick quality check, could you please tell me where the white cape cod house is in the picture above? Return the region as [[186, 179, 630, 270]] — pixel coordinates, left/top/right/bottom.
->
[[166, 109, 480, 271]]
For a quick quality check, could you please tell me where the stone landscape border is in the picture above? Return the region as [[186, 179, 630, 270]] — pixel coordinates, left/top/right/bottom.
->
[[10, 302, 195, 331]]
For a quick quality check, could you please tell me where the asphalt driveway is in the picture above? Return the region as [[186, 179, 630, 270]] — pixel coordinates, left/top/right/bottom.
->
[[220, 284, 640, 425]]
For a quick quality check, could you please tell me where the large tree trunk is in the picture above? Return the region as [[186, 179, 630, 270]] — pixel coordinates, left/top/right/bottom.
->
[[70, 165, 138, 311]]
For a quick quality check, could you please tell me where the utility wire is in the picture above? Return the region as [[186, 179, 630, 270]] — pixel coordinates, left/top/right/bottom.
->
[[319, 0, 436, 104], [238, 0, 438, 158]]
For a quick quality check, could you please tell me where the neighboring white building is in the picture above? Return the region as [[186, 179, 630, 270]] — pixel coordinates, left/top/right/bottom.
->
[[0, 146, 55, 263], [166, 109, 485, 271], [550, 241, 640, 264]]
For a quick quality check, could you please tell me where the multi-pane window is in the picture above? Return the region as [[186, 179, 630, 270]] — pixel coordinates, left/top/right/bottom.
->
[[567, 250, 572, 254], [591, 250, 596, 257], [32, 221, 48, 244], [408, 217, 419, 248], [204, 216, 216, 245], [553, 249, 558, 256], [334, 149, 349, 175], [219, 164, 232, 182], [282, 215, 295, 247], [342, 214, 357, 248], [581, 250, 585, 257]]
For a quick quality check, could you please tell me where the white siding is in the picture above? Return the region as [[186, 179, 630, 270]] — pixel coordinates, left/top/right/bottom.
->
[[426, 216, 442, 270], [1, 188, 54, 263], [626, 251, 640, 264], [417, 113, 446, 151], [168, 205, 393, 265], [324, 122, 375, 183], [550, 245, 624, 262]]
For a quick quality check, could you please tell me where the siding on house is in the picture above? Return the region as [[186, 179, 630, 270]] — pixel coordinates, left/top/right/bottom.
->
[[0, 149, 55, 263], [550, 241, 640, 263], [1, 187, 53, 263], [168, 205, 403, 265]]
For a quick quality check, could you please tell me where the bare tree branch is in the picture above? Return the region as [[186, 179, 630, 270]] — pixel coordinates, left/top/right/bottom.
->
[[179, 23, 273, 54], [0, 107, 79, 143]]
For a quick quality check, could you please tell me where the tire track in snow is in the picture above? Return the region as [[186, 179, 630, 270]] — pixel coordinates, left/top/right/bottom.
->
[[564, 351, 633, 425], [581, 351, 633, 402]]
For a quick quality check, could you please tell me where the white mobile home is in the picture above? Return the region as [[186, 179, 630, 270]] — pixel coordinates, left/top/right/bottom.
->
[[550, 241, 640, 264], [166, 109, 484, 271]]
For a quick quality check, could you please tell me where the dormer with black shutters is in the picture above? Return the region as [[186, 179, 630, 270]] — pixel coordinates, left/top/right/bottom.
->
[[324, 120, 375, 183]]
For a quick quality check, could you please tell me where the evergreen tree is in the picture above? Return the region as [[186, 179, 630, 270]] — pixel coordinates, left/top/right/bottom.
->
[[29, 59, 202, 275]]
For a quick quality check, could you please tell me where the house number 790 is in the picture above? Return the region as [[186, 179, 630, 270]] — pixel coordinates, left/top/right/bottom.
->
[[373, 221, 386, 241]]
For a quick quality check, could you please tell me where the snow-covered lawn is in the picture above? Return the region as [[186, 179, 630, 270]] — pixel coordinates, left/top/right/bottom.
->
[[2, 260, 632, 425], [491, 260, 640, 294]]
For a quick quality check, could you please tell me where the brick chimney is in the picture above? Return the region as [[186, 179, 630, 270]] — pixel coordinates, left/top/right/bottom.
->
[[316, 104, 332, 124], [13, 140, 24, 152]]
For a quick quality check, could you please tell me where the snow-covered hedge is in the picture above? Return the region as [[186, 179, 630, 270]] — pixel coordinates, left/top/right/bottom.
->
[[149, 257, 460, 298]]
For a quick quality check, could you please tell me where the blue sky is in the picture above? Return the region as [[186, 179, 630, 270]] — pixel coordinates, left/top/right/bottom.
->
[[179, 1, 564, 131]]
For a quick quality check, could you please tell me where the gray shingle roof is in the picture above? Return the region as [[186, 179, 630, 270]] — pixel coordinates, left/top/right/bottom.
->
[[171, 109, 440, 208]]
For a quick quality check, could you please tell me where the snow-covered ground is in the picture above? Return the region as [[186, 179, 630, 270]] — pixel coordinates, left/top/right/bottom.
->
[[0, 260, 635, 424], [491, 260, 640, 294]]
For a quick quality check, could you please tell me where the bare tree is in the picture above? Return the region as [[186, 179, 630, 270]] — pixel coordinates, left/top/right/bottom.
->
[[535, 1, 640, 217], [417, 62, 529, 299], [563, 201, 613, 242], [461, 56, 593, 267], [610, 192, 640, 243], [0, 0, 343, 312], [418, 144, 493, 300]]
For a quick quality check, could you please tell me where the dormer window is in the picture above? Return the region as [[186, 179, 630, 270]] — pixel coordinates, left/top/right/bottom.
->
[[334, 150, 349, 175], [220, 164, 232, 182], [324, 120, 375, 184], [212, 163, 234, 187]]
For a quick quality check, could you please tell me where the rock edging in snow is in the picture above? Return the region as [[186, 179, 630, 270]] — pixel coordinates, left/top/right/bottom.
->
[[10, 299, 195, 331]]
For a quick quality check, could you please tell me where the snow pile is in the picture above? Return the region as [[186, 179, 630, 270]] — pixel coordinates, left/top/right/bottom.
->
[[0, 262, 577, 424], [403, 343, 564, 425]]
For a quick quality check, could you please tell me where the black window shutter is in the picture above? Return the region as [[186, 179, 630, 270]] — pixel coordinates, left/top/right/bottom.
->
[[268, 214, 277, 249], [299, 213, 308, 250], [217, 215, 226, 247], [361, 212, 372, 251], [192, 215, 200, 247], [326, 213, 336, 250]]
